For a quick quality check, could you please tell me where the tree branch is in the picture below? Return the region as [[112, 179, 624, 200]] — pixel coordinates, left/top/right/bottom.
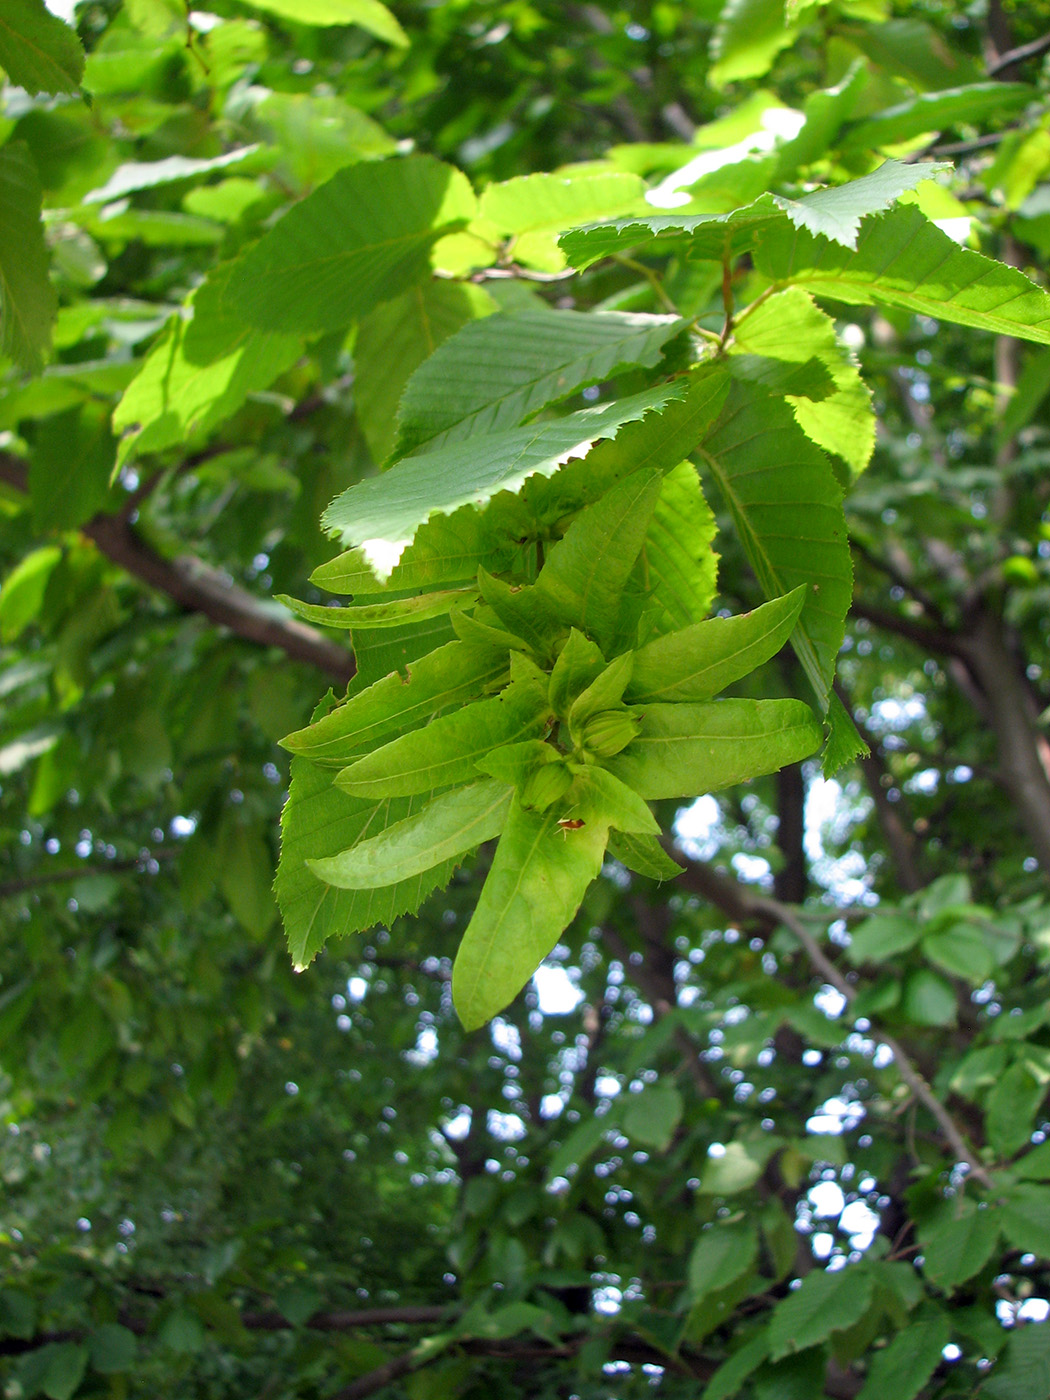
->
[[0, 453, 355, 686], [670, 851, 992, 1186]]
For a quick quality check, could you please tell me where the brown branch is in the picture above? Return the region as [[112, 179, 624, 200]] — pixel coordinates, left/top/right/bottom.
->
[[669, 849, 992, 1186], [986, 28, 1050, 75], [833, 681, 927, 895], [0, 852, 177, 899], [0, 453, 355, 685]]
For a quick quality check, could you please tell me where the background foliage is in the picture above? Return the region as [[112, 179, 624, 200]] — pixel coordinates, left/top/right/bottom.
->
[[4, 1, 1050, 1398]]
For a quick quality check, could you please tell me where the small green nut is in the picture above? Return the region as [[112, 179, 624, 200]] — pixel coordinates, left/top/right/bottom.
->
[[582, 708, 640, 758], [520, 761, 573, 811]]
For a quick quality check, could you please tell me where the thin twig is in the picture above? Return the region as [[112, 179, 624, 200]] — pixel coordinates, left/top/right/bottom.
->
[[750, 894, 993, 1188]]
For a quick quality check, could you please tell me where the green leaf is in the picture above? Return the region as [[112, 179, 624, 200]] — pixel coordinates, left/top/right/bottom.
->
[[695, 1141, 767, 1196], [0, 1287, 35, 1340], [846, 913, 922, 965], [771, 159, 950, 251], [998, 347, 1050, 447], [276, 589, 473, 631], [36, 1338, 88, 1400], [988, 1060, 1045, 1158], [335, 680, 551, 798], [901, 969, 956, 1027], [478, 171, 645, 270], [356, 281, 496, 464], [227, 156, 474, 334], [90, 1323, 138, 1374], [281, 641, 509, 767], [566, 764, 658, 836], [28, 403, 116, 531], [688, 1218, 758, 1302], [628, 587, 806, 703], [322, 383, 684, 575], [608, 699, 821, 800], [821, 687, 869, 778], [0, 544, 62, 642], [982, 1316, 1050, 1400], [452, 794, 608, 1030], [308, 779, 511, 888], [919, 1200, 1000, 1289], [276, 759, 462, 968], [709, 0, 799, 88], [768, 1266, 874, 1360], [842, 84, 1034, 152], [218, 817, 276, 937], [775, 61, 868, 176], [82, 148, 260, 204], [0, 0, 84, 94], [620, 1084, 683, 1151], [549, 630, 606, 717], [312, 510, 513, 596], [1001, 1183, 1050, 1259], [535, 466, 664, 650], [755, 204, 1050, 345], [607, 831, 684, 881], [842, 17, 982, 92], [113, 262, 303, 466], [0, 142, 56, 374], [698, 378, 852, 712], [640, 460, 719, 635], [568, 652, 633, 727], [702, 1328, 772, 1400], [922, 922, 995, 985], [237, 0, 407, 43], [559, 199, 782, 273], [395, 308, 683, 456], [476, 569, 562, 657], [734, 288, 874, 476]]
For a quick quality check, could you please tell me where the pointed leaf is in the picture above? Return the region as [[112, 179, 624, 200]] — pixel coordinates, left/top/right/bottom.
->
[[628, 587, 806, 703], [919, 1200, 1000, 1289], [308, 779, 511, 888], [775, 61, 868, 176], [607, 831, 684, 881], [640, 461, 719, 635], [312, 510, 513, 596], [698, 379, 852, 710], [477, 568, 562, 657], [281, 641, 508, 767], [238, 0, 407, 43], [276, 760, 460, 968], [479, 171, 645, 270], [276, 589, 473, 631], [335, 680, 551, 798], [227, 155, 474, 334], [755, 204, 1050, 345], [688, 1219, 758, 1302], [0, 143, 55, 374], [83, 149, 260, 204], [771, 159, 950, 251], [842, 83, 1034, 152], [607, 699, 822, 800], [709, 0, 799, 88], [768, 1266, 874, 1360], [355, 280, 496, 464], [113, 261, 303, 465], [734, 288, 874, 476], [549, 629, 607, 718], [452, 795, 608, 1030], [0, 0, 84, 95], [536, 466, 664, 649], [322, 383, 683, 576], [566, 764, 658, 836], [395, 308, 683, 455], [569, 652, 634, 729]]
